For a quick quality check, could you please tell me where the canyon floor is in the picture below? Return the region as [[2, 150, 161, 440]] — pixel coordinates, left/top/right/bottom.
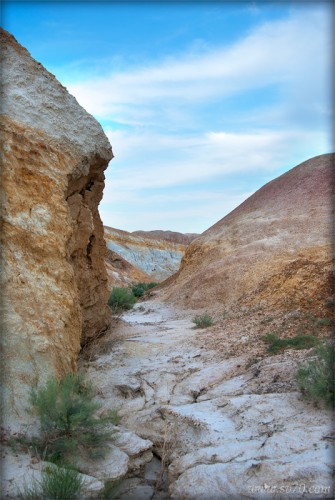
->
[[2, 296, 333, 499], [79, 297, 333, 499]]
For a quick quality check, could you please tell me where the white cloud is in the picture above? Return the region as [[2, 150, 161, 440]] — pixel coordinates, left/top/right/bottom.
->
[[67, 7, 330, 129], [104, 128, 326, 193]]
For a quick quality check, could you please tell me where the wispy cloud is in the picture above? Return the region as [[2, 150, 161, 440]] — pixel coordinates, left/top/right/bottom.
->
[[67, 7, 330, 130], [104, 128, 327, 192], [63, 6, 331, 232]]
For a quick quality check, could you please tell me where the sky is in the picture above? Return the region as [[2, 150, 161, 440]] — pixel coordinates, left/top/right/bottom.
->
[[2, 1, 333, 234]]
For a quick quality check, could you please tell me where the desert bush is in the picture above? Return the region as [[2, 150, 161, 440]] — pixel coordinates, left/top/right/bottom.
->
[[192, 314, 214, 329], [261, 332, 319, 354], [132, 282, 158, 298], [108, 287, 136, 313], [296, 342, 334, 407], [29, 373, 119, 464], [18, 465, 83, 499]]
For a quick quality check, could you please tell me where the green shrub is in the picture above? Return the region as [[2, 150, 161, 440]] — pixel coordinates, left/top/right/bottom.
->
[[18, 466, 83, 499], [192, 314, 214, 329], [132, 282, 158, 298], [296, 342, 334, 407], [147, 282, 158, 290], [29, 373, 119, 464], [108, 287, 136, 313], [261, 332, 319, 354], [42, 466, 83, 499]]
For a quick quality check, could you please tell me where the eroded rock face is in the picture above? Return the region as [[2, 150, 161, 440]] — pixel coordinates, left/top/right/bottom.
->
[[105, 249, 153, 289], [160, 154, 334, 316], [104, 226, 187, 282], [0, 29, 112, 429]]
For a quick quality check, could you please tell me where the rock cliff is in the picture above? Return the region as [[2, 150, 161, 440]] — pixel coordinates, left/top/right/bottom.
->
[[104, 226, 188, 282], [0, 29, 112, 429], [160, 154, 334, 316]]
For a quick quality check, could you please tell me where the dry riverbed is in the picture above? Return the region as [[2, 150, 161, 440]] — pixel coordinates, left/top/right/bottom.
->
[[2, 298, 333, 498], [79, 299, 334, 499]]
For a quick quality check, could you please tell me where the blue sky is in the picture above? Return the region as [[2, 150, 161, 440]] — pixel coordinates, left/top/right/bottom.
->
[[2, 1, 333, 233]]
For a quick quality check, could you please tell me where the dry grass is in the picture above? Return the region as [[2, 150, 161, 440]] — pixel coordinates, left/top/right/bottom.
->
[[154, 421, 177, 494]]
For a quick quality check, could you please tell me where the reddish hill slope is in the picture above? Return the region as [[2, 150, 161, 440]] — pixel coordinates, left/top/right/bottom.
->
[[159, 154, 334, 316]]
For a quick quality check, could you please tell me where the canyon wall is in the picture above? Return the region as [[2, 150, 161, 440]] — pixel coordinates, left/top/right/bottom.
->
[[160, 154, 334, 316], [0, 29, 112, 430], [104, 226, 187, 282], [105, 248, 153, 288]]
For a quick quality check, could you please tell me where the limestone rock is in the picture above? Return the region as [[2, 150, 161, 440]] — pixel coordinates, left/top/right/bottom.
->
[[77, 444, 129, 481], [170, 459, 333, 499], [114, 427, 153, 471], [160, 154, 334, 316], [0, 28, 112, 430]]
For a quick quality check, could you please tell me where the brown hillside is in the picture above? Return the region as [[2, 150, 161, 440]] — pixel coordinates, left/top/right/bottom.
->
[[159, 154, 334, 317]]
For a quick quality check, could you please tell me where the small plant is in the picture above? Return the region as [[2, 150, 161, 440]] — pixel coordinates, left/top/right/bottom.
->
[[192, 314, 214, 329], [132, 282, 158, 298], [296, 342, 334, 407], [108, 287, 136, 313], [29, 373, 119, 464], [18, 465, 83, 499], [261, 332, 319, 354]]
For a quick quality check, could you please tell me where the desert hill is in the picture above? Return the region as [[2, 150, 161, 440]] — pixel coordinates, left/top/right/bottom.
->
[[159, 153, 334, 317], [132, 229, 198, 246]]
